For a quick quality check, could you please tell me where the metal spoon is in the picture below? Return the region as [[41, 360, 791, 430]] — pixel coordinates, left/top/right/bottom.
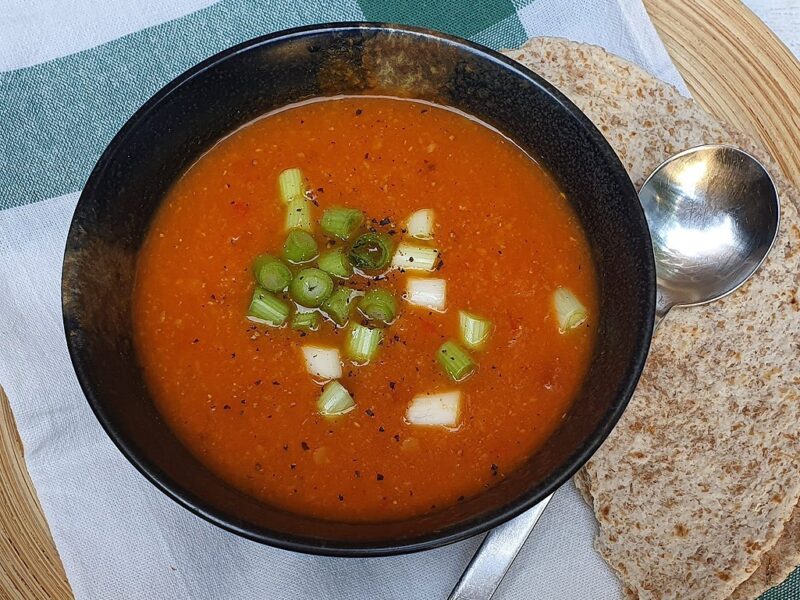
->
[[448, 145, 780, 600]]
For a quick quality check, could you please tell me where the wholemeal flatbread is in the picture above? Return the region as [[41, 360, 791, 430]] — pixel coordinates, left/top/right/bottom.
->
[[729, 504, 800, 599], [503, 38, 800, 600]]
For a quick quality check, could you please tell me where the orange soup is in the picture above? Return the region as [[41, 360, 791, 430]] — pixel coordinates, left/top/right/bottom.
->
[[133, 96, 598, 522]]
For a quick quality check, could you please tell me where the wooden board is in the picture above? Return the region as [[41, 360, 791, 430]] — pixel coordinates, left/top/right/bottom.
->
[[1, 0, 799, 596], [644, 0, 800, 187]]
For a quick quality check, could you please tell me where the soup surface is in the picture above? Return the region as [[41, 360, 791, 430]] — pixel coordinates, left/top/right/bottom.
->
[[133, 96, 598, 522]]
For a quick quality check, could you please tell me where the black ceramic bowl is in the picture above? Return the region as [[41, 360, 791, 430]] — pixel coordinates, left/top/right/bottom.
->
[[62, 23, 655, 556]]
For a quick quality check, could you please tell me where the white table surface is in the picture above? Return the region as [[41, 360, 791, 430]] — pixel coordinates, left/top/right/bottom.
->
[[744, 0, 800, 58]]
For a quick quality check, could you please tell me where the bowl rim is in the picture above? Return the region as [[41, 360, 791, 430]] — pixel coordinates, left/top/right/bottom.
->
[[64, 21, 656, 557]]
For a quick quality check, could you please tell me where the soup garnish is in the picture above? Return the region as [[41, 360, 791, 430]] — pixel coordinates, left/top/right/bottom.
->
[[246, 166, 532, 403]]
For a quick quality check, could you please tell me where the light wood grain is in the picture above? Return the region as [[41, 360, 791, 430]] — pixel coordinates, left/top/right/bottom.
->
[[744, 0, 800, 59], [2, 1, 800, 597], [644, 0, 800, 185], [0, 389, 71, 599]]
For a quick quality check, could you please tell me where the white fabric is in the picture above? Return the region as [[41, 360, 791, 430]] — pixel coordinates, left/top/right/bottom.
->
[[0, 0, 218, 71], [516, 0, 690, 94], [0, 2, 686, 598]]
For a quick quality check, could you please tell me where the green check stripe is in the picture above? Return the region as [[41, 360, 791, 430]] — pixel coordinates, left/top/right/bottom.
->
[[0, 0, 527, 210], [0, 0, 364, 209], [359, 0, 520, 38]]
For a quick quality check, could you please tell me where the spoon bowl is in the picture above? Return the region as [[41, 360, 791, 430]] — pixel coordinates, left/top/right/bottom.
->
[[639, 145, 780, 315]]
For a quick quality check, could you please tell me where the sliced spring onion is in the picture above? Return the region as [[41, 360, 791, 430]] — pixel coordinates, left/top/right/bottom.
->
[[278, 168, 305, 204], [405, 277, 446, 312], [252, 254, 292, 292], [553, 287, 588, 333], [437, 341, 475, 382], [246, 287, 290, 327], [406, 391, 461, 427], [391, 241, 439, 272], [291, 311, 321, 331], [346, 324, 382, 364], [321, 287, 357, 326], [405, 209, 435, 239], [349, 232, 393, 272], [317, 248, 353, 279], [289, 268, 334, 308], [302, 346, 342, 381], [321, 207, 364, 240], [282, 229, 318, 264], [317, 380, 355, 416], [358, 289, 397, 325], [458, 311, 492, 350], [279, 168, 313, 231], [285, 197, 313, 232]]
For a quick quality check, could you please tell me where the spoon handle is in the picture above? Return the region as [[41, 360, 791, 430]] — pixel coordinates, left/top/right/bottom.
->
[[654, 287, 672, 330], [448, 493, 554, 600]]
